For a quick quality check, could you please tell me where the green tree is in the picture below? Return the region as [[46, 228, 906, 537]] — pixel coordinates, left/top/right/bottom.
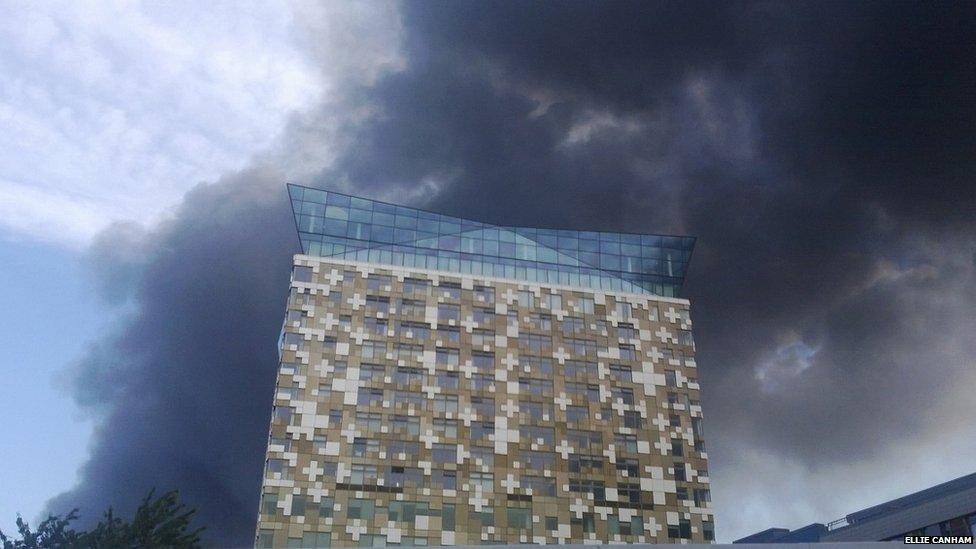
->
[[0, 490, 204, 549]]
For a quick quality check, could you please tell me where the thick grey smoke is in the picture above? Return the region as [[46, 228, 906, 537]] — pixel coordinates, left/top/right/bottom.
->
[[48, 1, 976, 545]]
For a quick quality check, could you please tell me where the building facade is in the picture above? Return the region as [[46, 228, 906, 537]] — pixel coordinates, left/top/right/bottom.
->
[[734, 472, 976, 543], [256, 185, 711, 547]]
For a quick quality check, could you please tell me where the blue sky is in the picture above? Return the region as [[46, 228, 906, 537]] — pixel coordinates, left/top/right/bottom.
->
[[0, 0, 321, 534], [0, 240, 102, 534]]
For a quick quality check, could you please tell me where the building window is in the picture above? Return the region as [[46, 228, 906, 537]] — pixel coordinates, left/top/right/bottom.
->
[[438, 304, 460, 322], [388, 501, 429, 523], [348, 499, 376, 521], [668, 518, 691, 539], [350, 465, 378, 485], [432, 443, 457, 464], [615, 301, 632, 319], [671, 438, 684, 456], [694, 488, 711, 506], [674, 462, 687, 482], [260, 492, 278, 516], [433, 395, 458, 414], [506, 508, 531, 530]]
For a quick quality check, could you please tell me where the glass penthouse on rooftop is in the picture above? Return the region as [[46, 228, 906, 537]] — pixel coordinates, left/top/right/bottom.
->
[[289, 183, 695, 297]]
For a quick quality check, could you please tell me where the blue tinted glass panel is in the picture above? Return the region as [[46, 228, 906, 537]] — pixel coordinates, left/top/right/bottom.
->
[[287, 184, 694, 296]]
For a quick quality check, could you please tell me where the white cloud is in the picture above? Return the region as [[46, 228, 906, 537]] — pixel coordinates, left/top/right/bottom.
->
[[0, 0, 322, 247]]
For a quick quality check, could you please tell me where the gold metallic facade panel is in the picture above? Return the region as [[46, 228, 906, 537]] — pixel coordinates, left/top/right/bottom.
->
[[256, 256, 711, 547]]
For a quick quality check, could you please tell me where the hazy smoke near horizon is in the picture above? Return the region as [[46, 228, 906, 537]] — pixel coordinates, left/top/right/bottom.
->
[[48, 1, 976, 545]]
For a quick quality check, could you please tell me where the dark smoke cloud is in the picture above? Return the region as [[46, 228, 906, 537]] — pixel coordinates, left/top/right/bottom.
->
[[48, 1, 976, 544]]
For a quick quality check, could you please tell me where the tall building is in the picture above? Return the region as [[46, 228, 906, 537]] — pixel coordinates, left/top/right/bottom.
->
[[256, 184, 711, 547]]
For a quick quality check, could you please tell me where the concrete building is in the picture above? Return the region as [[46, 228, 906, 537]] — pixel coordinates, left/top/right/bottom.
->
[[255, 184, 710, 547], [734, 472, 976, 543]]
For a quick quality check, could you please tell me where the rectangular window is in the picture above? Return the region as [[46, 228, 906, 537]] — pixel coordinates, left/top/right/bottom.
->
[[393, 366, 424, 385], [674, 462, 687, 482], [521, 356, 552, 376], [432, 469, 457, 491], [565, 338, 597, 356], [348, 499, 375, 520], [473, 285, 495, 303], [518, 377, 553, 395], [436, 371, 459, 391], [528, 313, 552, 331], [437, 325, 460, 343], [617, 322, 636, 339], [694, 488, 711, 506], [388, 501, 429, 523], [577, 296, 594, 314], [436, 348, 459, 366], [357, 389, 384, 407], [561, 317, 584, 335], [568, 454, 603, 473], [671, 438, 684, 457], [361, 341, 386, 360], [261, 492, 278, 516], [520, 401, 551, 422], [397, 320, 430, 340], [668, 519, 691, 539], [352, 437, 380, 457], [393, 390, 424, 407], [469, 471, 494, 491], [433, 418, 458, 438], [366, 274, 392, 291], [387, 440, 421, 457], [609, 363, 632, 382], [356, 412, 383, 433], [623, 410, 642, 429], [611, 387, 635, 405], [438, 281, 461, 300], [395, 343, 424, 361], [618, 345, 637, 360], [567, 429, 602, 448], [564, 360, 597, 378], [438, 304, 460, 322], [365, 295, 390, 313], [433, 394, 458, 413], [517, 290, 535, 308], [403, 278, 430, 296], [566, 405, 589, 425], [543, 293, 562, 310], [319, 497, 335, 518], [521, 450, 555, 471], [665, 370, 677, 387], [392, 415, 420, 436], [432, 443, 457, 464], [615, 434, 638, 453], [470, 396, 494, 416], [399, 299, 426, 317], [360, 363, 386, 382], [506, 508, 531, 530], [442, 504, 456, 531], [616, 458, 639, 476], [520, 333, 552, 353], [469, 372, 493, 391], [473, 308, 494, 325], [470, 421, 494, 441], [615, 301, 632, 319], [522, 426, 555, 445], [350, 465, 378, 485], [470, 329, 494, 347], [470, 446, 494, 467], [471, 351, 494, 371]]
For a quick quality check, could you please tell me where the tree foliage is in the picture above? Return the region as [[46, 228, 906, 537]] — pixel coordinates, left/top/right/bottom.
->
[[0, 490, 203, 548]]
